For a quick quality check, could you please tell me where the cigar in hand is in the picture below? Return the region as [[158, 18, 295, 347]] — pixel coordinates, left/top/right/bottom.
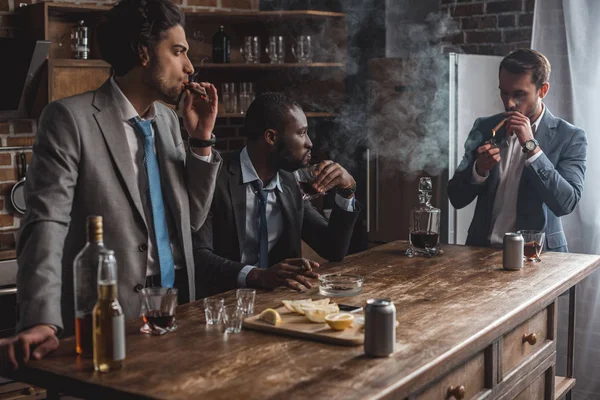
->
[[184, 83, 208, 101], [491, 118, 508, 137]]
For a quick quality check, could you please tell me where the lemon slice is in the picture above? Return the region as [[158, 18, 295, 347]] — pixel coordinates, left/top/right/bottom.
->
[[312, 298, 330, 306], [325, 313, 355, 331], [302, 304, 339, 323], [259, 308, 282, 326], [281, 300, 295, 313], [292, 300, 314, 315]]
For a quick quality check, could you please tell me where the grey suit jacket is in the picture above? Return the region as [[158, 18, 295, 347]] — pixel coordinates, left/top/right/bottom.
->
[[16, 80, 222, 334], [193, 151, 361, 297], [448, 107, 587, 251]]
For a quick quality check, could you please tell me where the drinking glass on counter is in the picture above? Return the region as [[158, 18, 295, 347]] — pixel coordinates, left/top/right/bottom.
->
[[236, 289, 256, 317], [222, 82, 237, 114], [241, 36, 260, 64], [518, 230, 545, 262], [223, 305, 244, 334], [266, 35, 285, 64], [238, 82, 255, 115], [203, 297, 224, 325], [139, 287, 178, 335], [291, 35, 313, 63], [294, 164, 325, 201]]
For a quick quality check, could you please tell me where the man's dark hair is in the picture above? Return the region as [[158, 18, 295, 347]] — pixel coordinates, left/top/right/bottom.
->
[[500, 49, 551, 89], [97, 0, 184, 76], [244, 93, 303, 141]]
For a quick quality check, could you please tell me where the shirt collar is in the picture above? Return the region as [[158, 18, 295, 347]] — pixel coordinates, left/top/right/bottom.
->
[[531, 102, 545, 133], [109, 76, 157, 123], [240, 147, 283, 192]]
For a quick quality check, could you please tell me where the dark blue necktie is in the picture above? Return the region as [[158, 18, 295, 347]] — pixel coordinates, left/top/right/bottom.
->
[[130, 117, 175, 288], [252, 181, 269, 270]]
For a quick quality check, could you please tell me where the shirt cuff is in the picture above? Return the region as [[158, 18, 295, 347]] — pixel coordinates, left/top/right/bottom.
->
[[237, 265, 256, 288], [189, 147, 213, 163], [335, 194, 355, 212], [525, 150, 544, 166], [471, 160, 489, 184]]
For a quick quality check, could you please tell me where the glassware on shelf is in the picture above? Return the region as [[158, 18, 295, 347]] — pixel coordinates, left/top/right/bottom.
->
[[238, 82, 255, 115], [406, 177, 441, 257], [291, 35, 313, 64], [71, 20, 89, 59], [240, 36, 260, 64], [221, 82, 237, 114], [265, 35, 285, 64]]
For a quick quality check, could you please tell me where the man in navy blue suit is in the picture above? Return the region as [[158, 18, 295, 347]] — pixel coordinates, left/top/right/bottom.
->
[[448, 49, 587, 251]]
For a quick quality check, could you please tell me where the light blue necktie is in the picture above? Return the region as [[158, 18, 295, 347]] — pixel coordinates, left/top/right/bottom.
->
[[252, 180, 269, 270], [130, 117, 175, 288]]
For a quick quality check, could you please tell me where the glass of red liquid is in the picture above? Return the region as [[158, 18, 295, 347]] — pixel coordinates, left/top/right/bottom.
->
[[517, 230, 545, 262], [140, 287, 178, 335], [294, 164, 325, 201]]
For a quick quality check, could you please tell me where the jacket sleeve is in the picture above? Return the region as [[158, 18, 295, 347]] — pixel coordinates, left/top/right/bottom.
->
[[185, 148, 222, 232], [301, 200, 361, 262], [17, 101, 81, 333], [447, 118, 488, 209], [525, 128, 587, 216]]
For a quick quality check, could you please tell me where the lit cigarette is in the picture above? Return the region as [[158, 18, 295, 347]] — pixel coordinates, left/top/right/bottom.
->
[[492, 118, 508, 136]]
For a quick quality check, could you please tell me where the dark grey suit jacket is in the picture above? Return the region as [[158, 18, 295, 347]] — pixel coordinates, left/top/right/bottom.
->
[[193, 151, 361, 297], [16, 80, 222, 334], [448, 107, 587, 251]]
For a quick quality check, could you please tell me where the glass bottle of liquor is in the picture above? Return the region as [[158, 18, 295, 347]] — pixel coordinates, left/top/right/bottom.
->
[[212, 25, 230, 63], [73, 215, 104, 357], [406, 177, 441, 257], [93, 250, 125, 372]]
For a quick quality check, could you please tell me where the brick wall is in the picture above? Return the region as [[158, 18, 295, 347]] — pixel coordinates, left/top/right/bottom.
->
[[441, 0, 536, 55], [0, 0, 255, 250]]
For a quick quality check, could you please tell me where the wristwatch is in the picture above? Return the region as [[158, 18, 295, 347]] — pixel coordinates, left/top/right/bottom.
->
[[522, 138, 539, 154], [189, 133, 216, 148], [336, 182, 357, 198]]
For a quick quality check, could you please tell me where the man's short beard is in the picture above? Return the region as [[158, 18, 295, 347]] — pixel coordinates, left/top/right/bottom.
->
[[274, 139, 305, 172], [143, 59, 181, 105]]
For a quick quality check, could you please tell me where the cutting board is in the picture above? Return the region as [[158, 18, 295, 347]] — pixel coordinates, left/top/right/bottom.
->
[[243, 306, 364, 346]]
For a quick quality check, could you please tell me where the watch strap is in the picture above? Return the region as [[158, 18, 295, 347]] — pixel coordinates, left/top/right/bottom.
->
[[189, 134, 216, 148], [336, 182, 357, 198]]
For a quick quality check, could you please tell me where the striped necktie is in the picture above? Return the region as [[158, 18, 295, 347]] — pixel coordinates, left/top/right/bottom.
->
[[252, 180, 269, 269]]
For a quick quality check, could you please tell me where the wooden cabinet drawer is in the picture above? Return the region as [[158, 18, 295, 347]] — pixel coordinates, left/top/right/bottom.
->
[[417, 352, 486, 400], [512, 371, 545, 400], [502, 308, 549, 379]]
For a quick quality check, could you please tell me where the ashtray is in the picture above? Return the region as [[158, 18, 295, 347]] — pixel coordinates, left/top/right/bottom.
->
[[318, 273, 364, 297]]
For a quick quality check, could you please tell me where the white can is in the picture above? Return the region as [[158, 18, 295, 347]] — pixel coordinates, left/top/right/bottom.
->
[[503, 232, 524, 270]]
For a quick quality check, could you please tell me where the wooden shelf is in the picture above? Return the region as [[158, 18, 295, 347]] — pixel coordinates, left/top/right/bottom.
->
[[217, 111, 335, 118], [49, 58, 110, 68], [196, 62, 344, 69], [43, 2, 111, 13], [554, 376, 576, 400], [183, 10, 346, 21]]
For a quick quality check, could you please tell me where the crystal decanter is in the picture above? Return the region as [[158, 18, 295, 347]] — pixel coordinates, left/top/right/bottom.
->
[[406, 177, 441, 257]]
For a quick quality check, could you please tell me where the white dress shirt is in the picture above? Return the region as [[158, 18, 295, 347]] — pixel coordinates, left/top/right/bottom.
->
[[472, 105, 546, 246], [237, 147, 355, 286], [109, 77, 210, 276]]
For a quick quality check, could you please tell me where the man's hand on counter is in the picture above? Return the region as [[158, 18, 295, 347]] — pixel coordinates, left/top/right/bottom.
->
[[247, 258, 320, 291], [0, 325, 58, 373]]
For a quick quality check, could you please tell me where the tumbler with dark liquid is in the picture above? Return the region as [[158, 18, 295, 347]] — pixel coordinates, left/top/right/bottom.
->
[[295, 165, 325, 201], [139, 287, 178, 335], [518, 230, 545, 262]]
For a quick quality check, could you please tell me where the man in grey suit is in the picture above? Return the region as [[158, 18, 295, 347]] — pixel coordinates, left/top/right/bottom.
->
[[3, 0, 221, 369], [448, 49, 586, 251], [194, 93, 360, 297]]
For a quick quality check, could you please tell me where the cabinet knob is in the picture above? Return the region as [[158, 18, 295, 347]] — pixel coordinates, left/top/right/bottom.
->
[[522, 332, 538, 345], [447, 385, 465, 399]]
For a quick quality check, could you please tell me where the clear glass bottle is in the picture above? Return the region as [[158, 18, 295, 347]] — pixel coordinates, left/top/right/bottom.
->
[[93, 250, 125, 372], [212, 25, 230, 63], [406, 177, 441, 257], [73, 215, 104, 357]]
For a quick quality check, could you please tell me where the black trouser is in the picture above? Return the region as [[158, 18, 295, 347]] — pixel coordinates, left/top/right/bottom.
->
[[145, 268, 190, 304]]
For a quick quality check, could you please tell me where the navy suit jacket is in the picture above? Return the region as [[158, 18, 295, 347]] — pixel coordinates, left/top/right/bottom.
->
[[448, 107, 587, 251]]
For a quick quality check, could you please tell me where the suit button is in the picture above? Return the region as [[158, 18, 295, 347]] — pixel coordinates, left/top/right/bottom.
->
[[139, 243, 148, 252], [134, 284, 144, 293]]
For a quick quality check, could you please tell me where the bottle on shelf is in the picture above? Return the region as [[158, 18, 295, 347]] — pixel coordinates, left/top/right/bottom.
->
[[406, 177, 441, 257], [73, 215, 105, 357], [212, 25, 230, 63], [93, 250, 125, 372]]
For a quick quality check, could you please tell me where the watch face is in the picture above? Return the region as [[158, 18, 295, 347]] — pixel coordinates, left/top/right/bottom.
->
[[526, 140, 537, 151]]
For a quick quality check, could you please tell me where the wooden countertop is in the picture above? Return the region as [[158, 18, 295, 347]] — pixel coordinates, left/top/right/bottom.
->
[[9, 242, 600, 399]]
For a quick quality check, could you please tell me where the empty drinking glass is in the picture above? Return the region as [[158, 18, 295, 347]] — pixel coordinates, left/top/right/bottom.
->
[[240, 36, 261, 64], [265, 35, 285, 64], [223, 305, 244, 334], [291, 35, 313, 63], [518, 230, 546, 262], [139, 287, 178, 335], [203, 297, 224, 325], [236, 289, 256, 317], [222, 82, 237, 114], [238, 82, 255, 115], [295, 164, 325, 201]]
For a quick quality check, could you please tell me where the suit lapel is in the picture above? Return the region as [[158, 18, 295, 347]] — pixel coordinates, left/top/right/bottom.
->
[[92, 82, 146, 226], [227, 154, 246, 257]]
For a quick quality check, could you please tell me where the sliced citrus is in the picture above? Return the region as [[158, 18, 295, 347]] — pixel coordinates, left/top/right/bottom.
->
[[259, 308, 282, 326], [302, 304, 339, 323], [312, 298, 330, 306], [281, 300, 295, 313], [325, 313, 355, 331]]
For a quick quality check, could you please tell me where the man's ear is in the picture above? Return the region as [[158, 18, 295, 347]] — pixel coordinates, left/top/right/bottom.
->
[[264, 129, 277, 145], [138, 44, 150, 67], [539, 82, 550, 99]]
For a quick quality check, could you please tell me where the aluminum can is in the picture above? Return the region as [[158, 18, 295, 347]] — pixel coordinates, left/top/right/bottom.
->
[[503, 232, 524, 270], [364, 298, 396, 357]]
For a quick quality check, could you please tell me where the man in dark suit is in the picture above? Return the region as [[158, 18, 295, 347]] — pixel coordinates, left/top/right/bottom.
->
[[194, 93, 361, 296], [448, 49, 587, 250]]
